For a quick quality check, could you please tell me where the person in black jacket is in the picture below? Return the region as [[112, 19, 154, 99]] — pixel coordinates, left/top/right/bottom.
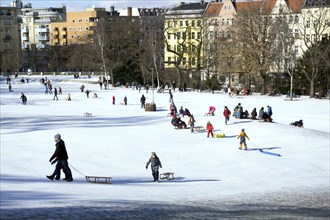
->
[[47, 134, 73, 182], [146, 152, 162, 182]]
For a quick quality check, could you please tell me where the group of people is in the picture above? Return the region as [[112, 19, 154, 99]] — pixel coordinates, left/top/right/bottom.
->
[[231, 103, 273, 122]]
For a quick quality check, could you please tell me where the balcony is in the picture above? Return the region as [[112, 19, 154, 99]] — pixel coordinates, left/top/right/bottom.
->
[[22, 44, 29, 49], [22, 28, 29, 33], [36, 43, 46, 49], [37, 28, 49, 33], [38, 36, 49, 41]]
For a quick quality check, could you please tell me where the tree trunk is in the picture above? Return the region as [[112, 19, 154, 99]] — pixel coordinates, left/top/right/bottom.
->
[[309, 79, 314, 98], [260, 76, 266, 95]]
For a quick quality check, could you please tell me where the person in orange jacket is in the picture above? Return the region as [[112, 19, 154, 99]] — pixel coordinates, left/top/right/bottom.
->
[[206, 121, 214, 138], [237, 128, 250, 150]]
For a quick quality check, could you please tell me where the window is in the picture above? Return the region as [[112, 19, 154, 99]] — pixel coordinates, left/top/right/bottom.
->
[[167, 21, 171, 27], [306, 34, 310, 42], [182, 57, 187, 65], [294, 29, 299, 38], [197, 20, 201, 27], [71, 35, 74, 39], [192, 45, 196, 53], [313, 20, 318, 28], [86, 18, 89, 23], [167, 33, 171, 40], [180, 21, 183, 26], [222, 19, 224, 25], [4, 19, 11, 25], [182, 32, 186, 39], [78, 26, 82, 31], [177, 32, 180, 39], [306, 20, 310, 28], [294, 15, 299, 23], [78, 19, 82, 23], [167, 45, 171, 51], [168, 57, 171, 63], [227, 19, 229, 25], [185, 20, 189, 26], [192, 58, 196, 65], [85, 26, 89, 31], [294, 46, 298, 54], [191, 32, 195, 39], [72, 19, 75, 23], [192, 20, 195, 27], [177, 45, 181, 52], [227, 31, 231, 38], [197, 32, 201, 39]]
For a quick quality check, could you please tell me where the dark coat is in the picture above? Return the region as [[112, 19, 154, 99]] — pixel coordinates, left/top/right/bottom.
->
[[146, 157, 162, 171], [50, 139, 69, 161]]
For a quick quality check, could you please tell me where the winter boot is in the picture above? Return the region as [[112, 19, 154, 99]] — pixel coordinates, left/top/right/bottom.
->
[[245, 145, 248, 150], [239, 144, 242, 150], [46, 175, 54, 181]]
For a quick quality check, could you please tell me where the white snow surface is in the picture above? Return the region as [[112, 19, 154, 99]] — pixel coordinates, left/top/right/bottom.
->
[[1, 75, 329, 209]]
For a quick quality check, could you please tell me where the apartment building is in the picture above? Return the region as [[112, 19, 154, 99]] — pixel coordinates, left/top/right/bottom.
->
[[0, 5, 21, 73], [20, 5, 66, 49], [164, 1, 208, 72]]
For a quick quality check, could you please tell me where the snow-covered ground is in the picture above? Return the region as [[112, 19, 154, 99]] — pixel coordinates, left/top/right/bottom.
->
[[1, 75, 329, 219]]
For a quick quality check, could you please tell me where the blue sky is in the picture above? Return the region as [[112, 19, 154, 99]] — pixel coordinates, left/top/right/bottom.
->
[[2, 0, 200, 11]]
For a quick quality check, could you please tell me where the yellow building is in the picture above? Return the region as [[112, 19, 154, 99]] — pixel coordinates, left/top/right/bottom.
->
[[164, 1, 207, 72], [0, 5, 21, 73]]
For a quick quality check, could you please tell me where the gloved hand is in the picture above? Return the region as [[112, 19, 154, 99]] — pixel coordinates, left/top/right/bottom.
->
[[51, 161, 56, 165], [49, 159, 52, 162], [145, 166, 148, 169]]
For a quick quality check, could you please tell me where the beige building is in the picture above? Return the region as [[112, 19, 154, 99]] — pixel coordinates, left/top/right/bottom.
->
[[0, 5, 21, 73], [50, 7, 110, 46]]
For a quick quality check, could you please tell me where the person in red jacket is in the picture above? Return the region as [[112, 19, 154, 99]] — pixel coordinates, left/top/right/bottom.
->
[[223, 106, 231, 125], [206, 121, 214, 138]]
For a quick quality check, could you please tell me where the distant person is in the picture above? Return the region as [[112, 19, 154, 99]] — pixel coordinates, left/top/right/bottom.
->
[[20, 93, 27, 105], [237, 128, 249, 150], [124, 95, 127, 105], [188, 115, 196, 133], [112, 95, 116, 105], [47, 134, 73, 182], [206, 121, 214, 138], [169, 91, 173, 103], [66, 93, 71, 101], [53, 88, 58, 100], [93, 93, 98, 98], [223, 106, 231, 125], [85, 90, 90, 98], [208, 106, 216, 116], [8, 83, 12, 92], [250, 108, 257, 120], [258, 107, 265, 120], [145, 152, 162, 182], [58, 87, 62, 95], [233, 103, 241, 117], [290, 120, 304, 128], [80, 84, 85, 92], [140, 94, 146, 108], [267, 106, 273, 117]]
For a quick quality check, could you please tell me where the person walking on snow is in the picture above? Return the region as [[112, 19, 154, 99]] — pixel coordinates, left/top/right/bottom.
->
[[53, 87, 58, 100], [20, 93, 27, 105], [146, 152, 162, 182], [47, 134, 73, 182], [206, 121, 214, 138], [124, 95, 127, 105], [237, 128, 250, 150], [223, 106, 231, 125], [112, 95, 116, 105], [140, 94, 146, 108], [188, 114, 196, 133]]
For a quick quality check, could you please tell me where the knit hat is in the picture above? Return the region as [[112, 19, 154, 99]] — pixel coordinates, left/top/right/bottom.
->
[[54, 134, 61, 140], [241, 129, 245, 131]]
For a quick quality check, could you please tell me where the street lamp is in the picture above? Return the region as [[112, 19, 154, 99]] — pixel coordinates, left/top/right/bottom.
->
[[280, 33, 294, 100], [150, 67, 155, 103]]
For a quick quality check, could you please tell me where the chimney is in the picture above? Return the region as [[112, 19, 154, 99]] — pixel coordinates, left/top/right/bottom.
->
[[127, 7, 132, 16], [201, 0, 205, 5], [110, 6, 114, 12]]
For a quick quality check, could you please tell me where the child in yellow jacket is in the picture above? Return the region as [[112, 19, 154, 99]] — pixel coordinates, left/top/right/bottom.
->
[[237, 128, 249, 150]]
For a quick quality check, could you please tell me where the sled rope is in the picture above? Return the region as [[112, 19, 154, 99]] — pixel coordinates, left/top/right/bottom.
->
[[68, 162, 86, 177]]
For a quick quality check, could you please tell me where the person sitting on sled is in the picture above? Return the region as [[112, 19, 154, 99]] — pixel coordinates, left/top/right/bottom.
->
[[290, 120, 304, 128], [237, 128, 249, 150]]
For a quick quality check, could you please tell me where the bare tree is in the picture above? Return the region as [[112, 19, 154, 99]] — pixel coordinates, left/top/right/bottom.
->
[[232, 5, 288, 94], [295, 5, 329, 97]]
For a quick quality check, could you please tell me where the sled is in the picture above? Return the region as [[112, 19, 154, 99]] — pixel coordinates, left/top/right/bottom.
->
[[214, 133, 225, 138], [160, 172, 175, 180], [193, 126, 204, 132], [85, 176, 112, 184], [204, 113, 214, 116], [84, 112, 92, 117]]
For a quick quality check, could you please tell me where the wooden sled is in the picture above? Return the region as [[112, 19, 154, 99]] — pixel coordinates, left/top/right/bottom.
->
[[84, 112, 92, 117], [204, 113, 214, 116], [86, 176, 112, 184], [160, 172, 175, 180], [193, 126, 204, 132]]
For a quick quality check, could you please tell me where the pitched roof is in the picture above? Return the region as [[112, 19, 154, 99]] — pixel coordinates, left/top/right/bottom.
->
[[204, 2, 224, 17], [286, 0, 305, 13], [234, 1, 262, 15]]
